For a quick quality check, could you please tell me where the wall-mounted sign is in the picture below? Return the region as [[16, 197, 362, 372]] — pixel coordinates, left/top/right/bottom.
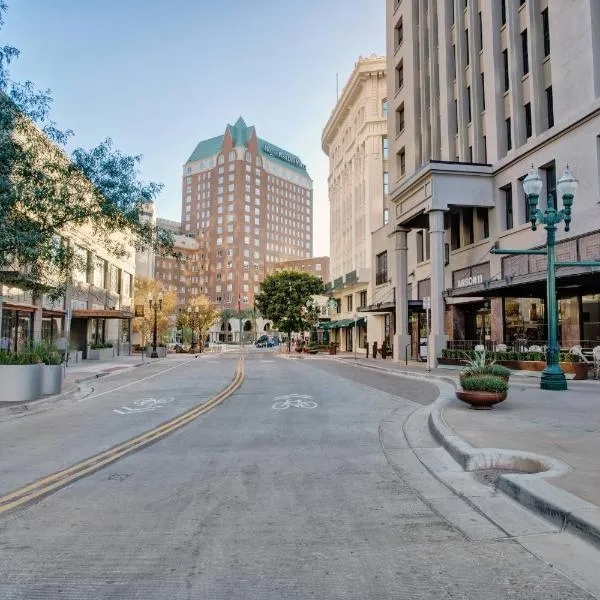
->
[[452, 263, 490, 290], [262, 144, 306, 170], [134, 305, 145, 317]]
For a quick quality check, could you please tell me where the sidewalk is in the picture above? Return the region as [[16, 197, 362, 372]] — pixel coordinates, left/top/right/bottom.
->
[[329, 353, 600, 546]]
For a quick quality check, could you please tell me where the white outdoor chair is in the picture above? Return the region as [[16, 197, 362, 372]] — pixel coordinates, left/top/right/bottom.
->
[[474, 344, 485, 353], [592, 346, 600, 379], [570, 346, 591, 364], [528, 345, 543, 352], [496, 343, 508, 352]]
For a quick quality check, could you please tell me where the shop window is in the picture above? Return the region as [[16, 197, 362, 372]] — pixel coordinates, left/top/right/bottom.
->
[[582, 294, 600, 343], [504, 298, 546, 343]]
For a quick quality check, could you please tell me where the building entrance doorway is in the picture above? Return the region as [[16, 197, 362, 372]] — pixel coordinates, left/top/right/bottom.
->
[[464, 302, 491, 344]]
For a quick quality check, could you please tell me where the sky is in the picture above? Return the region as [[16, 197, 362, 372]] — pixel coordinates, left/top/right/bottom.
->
[[2, 0, 385, 257]]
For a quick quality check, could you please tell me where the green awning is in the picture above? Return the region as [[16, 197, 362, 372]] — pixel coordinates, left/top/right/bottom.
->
[[319, 317, 366, 330]]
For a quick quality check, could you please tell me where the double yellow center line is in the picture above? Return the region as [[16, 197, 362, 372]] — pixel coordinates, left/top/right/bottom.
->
[[0, 357, 245, 515]]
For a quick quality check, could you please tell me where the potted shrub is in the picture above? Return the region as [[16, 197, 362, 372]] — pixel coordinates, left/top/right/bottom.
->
[[88, 342, 115, 360], [38, 343, 64, 396], [459, 350, 511, 382], [456, 374, 509, 409], [0, 347, 43, 403]]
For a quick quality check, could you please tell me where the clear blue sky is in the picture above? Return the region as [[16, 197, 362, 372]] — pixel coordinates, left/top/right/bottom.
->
[[3, 0, 385, 256]]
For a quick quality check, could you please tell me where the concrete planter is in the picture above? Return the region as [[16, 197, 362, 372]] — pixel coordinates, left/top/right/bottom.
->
[[41, 365, 63, 396], [145, 346, 167, 358], [88, 347, 115, 360], [67, 350, 83, 365], [0, 364, 43, 403]]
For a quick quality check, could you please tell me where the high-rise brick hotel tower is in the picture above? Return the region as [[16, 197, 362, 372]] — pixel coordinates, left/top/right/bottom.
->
[[180, 117, 313, 310]]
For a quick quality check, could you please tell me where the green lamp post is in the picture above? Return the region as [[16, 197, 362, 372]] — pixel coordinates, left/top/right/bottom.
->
[[491, 166, 600, 390]]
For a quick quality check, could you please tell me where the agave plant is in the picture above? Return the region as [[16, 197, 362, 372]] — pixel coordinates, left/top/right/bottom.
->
[[461, 348, 495, 375]]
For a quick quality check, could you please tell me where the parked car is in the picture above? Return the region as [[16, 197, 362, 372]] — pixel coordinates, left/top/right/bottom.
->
[[255, 335, 277, 348]]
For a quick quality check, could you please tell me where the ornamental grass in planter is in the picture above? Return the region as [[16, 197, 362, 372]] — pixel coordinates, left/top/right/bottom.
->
[[456, 374, 508, 410], [459, 349, 511, 382]]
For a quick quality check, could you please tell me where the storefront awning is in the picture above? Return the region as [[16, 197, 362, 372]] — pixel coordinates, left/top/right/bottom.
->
[[2, 302, 36, 313], [72, 309, 133, 319]]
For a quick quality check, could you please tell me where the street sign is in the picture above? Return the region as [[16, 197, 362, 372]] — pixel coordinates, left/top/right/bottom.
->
[[423, 296, 431, 310], [134, 305, 145, 317]]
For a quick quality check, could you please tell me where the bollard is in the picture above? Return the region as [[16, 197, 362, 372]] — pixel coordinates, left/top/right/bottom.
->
[[372, 341, 378, 359]]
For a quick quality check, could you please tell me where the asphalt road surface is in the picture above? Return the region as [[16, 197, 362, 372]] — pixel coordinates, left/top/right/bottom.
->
[[0, 350, 595, 599]]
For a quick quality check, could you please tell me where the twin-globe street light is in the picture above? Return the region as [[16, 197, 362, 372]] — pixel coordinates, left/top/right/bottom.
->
[[491, 165, 600, 390], [147, 290, 163, 359]]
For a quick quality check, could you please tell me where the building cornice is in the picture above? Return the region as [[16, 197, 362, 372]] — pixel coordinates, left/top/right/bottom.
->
[[321, 55, 386, 155]]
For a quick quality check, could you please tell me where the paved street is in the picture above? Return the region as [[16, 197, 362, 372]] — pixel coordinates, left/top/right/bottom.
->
[[0, 351, 597, 598]]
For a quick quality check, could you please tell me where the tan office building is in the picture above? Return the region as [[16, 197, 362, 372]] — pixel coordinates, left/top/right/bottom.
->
[[378, 0, 600, 364], [321, 55, 388, 352]]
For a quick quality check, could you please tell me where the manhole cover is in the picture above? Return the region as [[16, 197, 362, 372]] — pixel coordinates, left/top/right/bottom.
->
[[472, 469, 527, 487], [108, 473, 132, 481]]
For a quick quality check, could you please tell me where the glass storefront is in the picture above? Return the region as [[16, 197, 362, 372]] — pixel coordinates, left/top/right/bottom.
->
[[503, 297, 546, 344], [1, 310, 33, 352], [41, 316, 64, 343], [582, 294, 600, 344]]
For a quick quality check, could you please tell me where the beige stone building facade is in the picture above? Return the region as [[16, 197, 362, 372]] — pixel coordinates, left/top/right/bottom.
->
[[321, 56, 388, 352], [377, 0, 600, 365]]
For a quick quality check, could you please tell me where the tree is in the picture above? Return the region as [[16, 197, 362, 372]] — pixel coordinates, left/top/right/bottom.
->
[[132, 277, 177, 347], [177, 296, 220, 352], [254, 270, 325, 350], [0, 4, 173, 296]]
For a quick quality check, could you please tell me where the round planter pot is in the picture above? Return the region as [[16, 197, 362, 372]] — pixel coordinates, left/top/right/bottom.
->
[[42, 364, 63, 396], [456, 389, 507, 410], [0, 364, 43, 403]]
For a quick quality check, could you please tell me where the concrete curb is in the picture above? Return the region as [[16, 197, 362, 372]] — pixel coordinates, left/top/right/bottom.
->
[[335, 356, 600, 549], [428, 391, 600, 549]]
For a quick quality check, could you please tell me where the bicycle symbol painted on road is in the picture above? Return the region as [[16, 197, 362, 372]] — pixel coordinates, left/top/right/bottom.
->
[[272, 394, 318, 410], [114, 397, 175, 415]]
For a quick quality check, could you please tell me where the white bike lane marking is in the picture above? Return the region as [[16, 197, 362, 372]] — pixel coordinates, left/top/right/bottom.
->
[[272, 394, 318, 410], [114, 397, 175, 415]]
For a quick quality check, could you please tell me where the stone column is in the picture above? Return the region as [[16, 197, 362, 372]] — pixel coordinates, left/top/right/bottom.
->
[[428, 209, 448, 366], [32, 293, 43, 343], [391, 226, 411, 362]]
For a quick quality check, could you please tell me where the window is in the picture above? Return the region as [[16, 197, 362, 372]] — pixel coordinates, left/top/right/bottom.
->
[[477, 208, 489, 240], [394, 16, 403, 49], [395, 60, 404, 91], [481, 73, 485, 111], [468, 146, 473, 162], [483, 135, 487, 162], [360, 291, 367, 308], [545, 162, 556, 208], [467, 86, 472, 123], [542, 8, 550, 57], [521, 30, 529, 74], [454, 99, 459, 133], [229, 151, 236, 161], [463, 208, 474, 245], [450, 211, 461, 250], [525, 102, 532, 138], [383, 207, 389, 225], [465, 29, 469, 66], [503, 184, 514, 230], [396, 103, 405, 134], [346, 295, 353, 312], [416, 230, 424, 263], [383, 172, 389, 195], [398, 147, 406, 176], [506, 117, 512, 151], [382, 137, 389, 160], [546, 86, 554, 127], [503, 49, 509, 91], [382, 99, 388, 118], [93, 257, 106, 289], [376, 252, 388, 285], [478, 12, 483, 51], [501, 0, 506, 26]]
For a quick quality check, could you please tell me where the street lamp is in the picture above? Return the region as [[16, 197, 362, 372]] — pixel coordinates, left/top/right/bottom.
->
[[148, 290, 163, 359], [491, 166, 600, 390]]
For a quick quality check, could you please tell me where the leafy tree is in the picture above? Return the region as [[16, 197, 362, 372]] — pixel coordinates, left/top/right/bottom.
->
[[0, 3, 173, 296], [132, 277, 177, 347], [176, 295, 220, 352], [255, 270, 324, 349]]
